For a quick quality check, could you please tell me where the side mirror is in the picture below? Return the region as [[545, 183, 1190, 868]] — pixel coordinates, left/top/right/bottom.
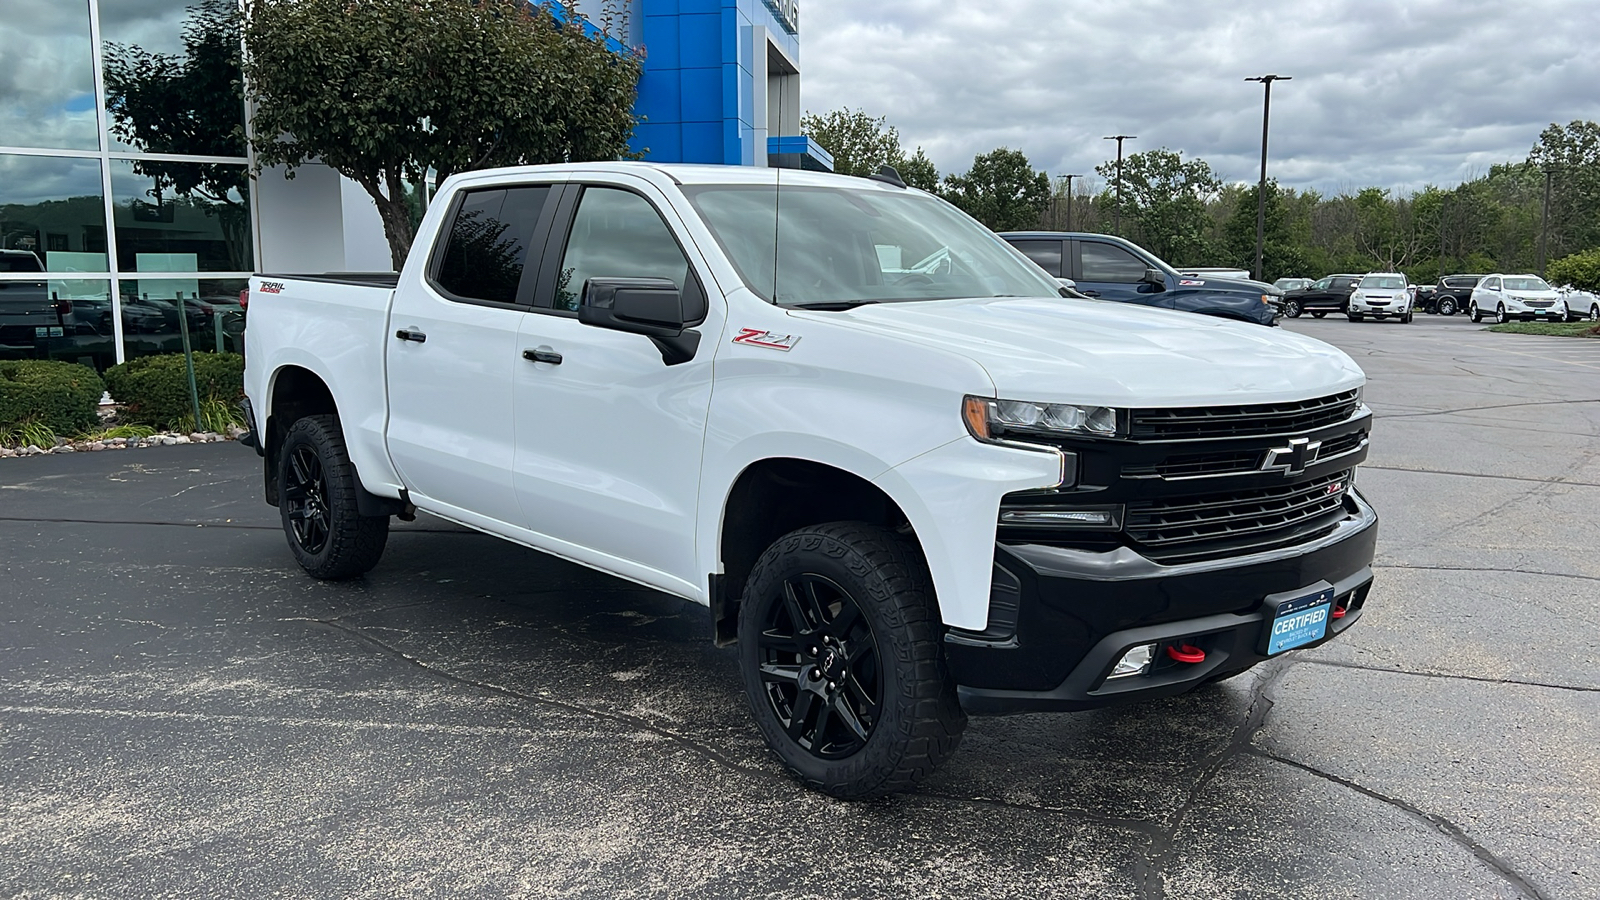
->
[[578, 277, 685, 337], [1142, 267, 1166, 287], [1056, 278, 1078, 291]]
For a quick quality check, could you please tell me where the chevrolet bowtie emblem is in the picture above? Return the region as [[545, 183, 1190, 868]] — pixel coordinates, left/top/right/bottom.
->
[[1261, 437, 1322, 476]]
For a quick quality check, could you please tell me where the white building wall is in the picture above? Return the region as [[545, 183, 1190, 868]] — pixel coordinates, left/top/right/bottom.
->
[[254, 163, 346, 274], [339, 176, 393, 272]]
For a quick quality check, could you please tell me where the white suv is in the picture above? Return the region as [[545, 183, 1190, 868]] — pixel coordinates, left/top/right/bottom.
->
[[1347, 273, 1412, 323], [1470, 274, 1564, 323]]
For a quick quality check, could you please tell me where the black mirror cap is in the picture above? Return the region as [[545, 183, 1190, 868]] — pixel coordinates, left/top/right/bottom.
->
[[1143, 267, 1166, 286], [579, 277, 685, 337]]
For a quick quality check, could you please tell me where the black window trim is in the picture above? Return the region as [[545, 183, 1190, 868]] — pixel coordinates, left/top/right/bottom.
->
[[424, 182, 561, 310], [529, 181, 709, 327]]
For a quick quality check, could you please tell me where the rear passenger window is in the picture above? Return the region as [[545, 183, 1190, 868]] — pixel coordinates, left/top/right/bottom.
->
[[1079, 242, 1147, 282], [434, 186, 550, 304], [1009, 240, 1063, 277]]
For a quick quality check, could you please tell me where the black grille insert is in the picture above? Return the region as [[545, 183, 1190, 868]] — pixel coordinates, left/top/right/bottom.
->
[[1125, 469, 1352, 553], [1130, 390, 1360, 440]]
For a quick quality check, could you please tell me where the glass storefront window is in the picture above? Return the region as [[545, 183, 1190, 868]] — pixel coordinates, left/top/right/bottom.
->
[[0, 278, 117, 371], [119, 277, 246, 360], [0, 0, 100, 151], [111, 159, 253, 273], [99, 0, 247, 157], [0, 154, 109, 271]]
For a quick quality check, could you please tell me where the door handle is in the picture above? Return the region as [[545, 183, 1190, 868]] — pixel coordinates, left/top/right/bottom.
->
[[522, 347, 563, 365], [395, 329, 427, 343]]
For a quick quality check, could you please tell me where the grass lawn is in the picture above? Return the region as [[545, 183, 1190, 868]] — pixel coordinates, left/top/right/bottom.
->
[[1484, 321, 1600, 337]]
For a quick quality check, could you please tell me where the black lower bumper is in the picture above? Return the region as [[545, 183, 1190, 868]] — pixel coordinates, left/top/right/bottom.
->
[[947, 491, 1378, 715]]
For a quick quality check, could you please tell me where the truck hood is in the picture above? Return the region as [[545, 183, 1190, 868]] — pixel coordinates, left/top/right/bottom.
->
[[791, 296, 1364, 407]]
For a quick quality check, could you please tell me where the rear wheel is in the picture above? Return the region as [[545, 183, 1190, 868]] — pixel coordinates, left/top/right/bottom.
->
[[278, 414, 389, 579], [1591, 303, 1600, 322], [738, 522, 966, 799], [1438, 297, 1457, 316]]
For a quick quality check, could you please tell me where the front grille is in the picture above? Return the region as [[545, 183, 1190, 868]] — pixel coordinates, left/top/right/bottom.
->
[[1130, 390, 1360, 441], [1526, 300, 1555, 309], [1318, 430, 1365, 459], [1123, 449, 1261, 480], [1125, 469, 1351, 557]]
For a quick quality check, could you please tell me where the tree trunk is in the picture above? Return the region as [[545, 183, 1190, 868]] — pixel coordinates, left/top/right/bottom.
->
[[355, 173, 418, 272]]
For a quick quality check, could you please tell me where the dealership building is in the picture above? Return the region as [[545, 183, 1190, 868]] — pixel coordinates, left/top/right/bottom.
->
[[0, 0, 828, 370]]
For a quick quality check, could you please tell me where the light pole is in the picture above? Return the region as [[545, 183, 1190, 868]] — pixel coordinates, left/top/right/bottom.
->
[[1061, 174, 1080, 231], [1245, 74, 1290, 282], [1537, 165, 1552, 277], [1103, 135, 1135, 236]]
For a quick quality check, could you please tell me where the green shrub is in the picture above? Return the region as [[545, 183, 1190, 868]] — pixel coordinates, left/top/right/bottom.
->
[[1546, 249, 1600, 293], [0, 360, 106, 438], [104, 352, 245, 429]]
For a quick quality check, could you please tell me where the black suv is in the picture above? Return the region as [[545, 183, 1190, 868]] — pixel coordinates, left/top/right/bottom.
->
[[1281, 274, 1361, 318], [1000, 232, 1281, 326], [1423, 275, 1484, 316]]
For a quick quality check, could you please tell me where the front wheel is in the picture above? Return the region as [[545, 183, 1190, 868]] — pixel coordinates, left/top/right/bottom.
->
[[1348, 312, 1364, 322], [1470, 302, 1482, 323], [1401, 311, 1413, 323], [1284, 300, 1302, 318], [278, 414, 389, 579], [1496, 303, 1507, 324], [1438, 297, 1457, 316], [738, 522, 966, 799]]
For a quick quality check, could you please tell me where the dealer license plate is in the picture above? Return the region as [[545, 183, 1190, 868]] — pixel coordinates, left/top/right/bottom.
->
[[1265, 587, 1335, 655], [35, 326, 65, 338]]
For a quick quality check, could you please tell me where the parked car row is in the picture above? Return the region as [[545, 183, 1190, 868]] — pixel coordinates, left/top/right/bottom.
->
[[1269, 270, 1599, 324]]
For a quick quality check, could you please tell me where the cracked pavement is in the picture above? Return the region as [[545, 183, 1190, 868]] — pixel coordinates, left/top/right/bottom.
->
[[2, 316, 1597, 898]]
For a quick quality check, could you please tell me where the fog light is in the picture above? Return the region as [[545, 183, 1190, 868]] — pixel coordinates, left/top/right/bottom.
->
[[998, 505, 1123, 529], [1109, 643, 1157, 678]]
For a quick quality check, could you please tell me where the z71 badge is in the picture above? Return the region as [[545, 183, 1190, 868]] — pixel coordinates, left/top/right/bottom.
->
[[732, 328, 800, 351]]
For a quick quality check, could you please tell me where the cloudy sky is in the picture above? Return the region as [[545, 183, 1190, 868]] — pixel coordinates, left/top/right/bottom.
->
[[799, 0, 1600, 195]]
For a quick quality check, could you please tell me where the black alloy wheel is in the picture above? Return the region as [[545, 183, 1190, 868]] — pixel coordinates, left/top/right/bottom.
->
[[284, 445, 330, 554], [738, 522, 965, 799], [1284, 299, 1302, 318], [278, 414, 389, 579], [1438, 297, 1457, 316], [756, 573, 881, 760]]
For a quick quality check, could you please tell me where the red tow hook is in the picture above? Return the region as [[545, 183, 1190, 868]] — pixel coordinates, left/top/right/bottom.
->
[[1166, 643, 1206, 664], [1331, 599, 1349, 620]]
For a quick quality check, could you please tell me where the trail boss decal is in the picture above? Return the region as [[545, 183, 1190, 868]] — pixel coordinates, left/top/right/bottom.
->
[[259, 280, 285, 294], [1178, 279, 1205, 286], [732, 328, 800, 351]]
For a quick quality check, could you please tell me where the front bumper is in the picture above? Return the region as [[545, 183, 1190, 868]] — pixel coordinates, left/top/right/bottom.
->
[[948, 490, 1378, 715]]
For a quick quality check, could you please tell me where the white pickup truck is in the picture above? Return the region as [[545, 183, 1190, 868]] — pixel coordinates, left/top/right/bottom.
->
[[242, 162, 1378, 798]]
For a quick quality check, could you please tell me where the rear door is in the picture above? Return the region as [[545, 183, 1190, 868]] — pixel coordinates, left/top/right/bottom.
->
[[384, 181, 561, 526], [510, 177, 721, 592], [1070, 240, 1171, 307]]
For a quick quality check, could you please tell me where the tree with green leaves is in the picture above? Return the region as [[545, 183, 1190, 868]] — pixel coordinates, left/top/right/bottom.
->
[[1529, 120, 1600, 262], [800, 108, 940, 190], [1546, 248, 1600, 292], [1221, 181, 1310, 281], [243, 0, 641, 269], [1093, 148, 1220, 265], [104, 0, 251, 270], [942, 148, 1050, 232]]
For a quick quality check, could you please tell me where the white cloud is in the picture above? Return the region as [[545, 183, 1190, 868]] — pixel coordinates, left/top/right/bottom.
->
[[798, 0, 1600, 193]]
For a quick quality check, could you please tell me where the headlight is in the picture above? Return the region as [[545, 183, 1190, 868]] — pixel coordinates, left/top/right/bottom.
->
[[1350, 291, 1364, 302], [963, 397, 1121, 440]]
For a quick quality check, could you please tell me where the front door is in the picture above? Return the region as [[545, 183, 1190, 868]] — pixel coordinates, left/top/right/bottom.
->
[[511, 179, 720, 593], [1072, 240, 1172, 308], [385, 183, 558, 526]]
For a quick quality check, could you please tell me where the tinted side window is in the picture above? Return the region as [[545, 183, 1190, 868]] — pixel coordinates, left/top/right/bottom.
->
[[555, 187, 690, 313], [1079, 242, 1148, 282], [435, 186, 550, 304], [1331, 278, 1354, 290], [1009, 240, 1062, 277]]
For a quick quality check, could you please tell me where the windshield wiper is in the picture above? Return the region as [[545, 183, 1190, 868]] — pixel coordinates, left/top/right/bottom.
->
[[784, 300, 883, 310]]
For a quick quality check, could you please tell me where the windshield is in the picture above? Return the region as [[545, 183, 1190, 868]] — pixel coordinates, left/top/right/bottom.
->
[[681, 182, 1063, 307], [1362, 275, 1406, 290], [1504, 277, 1551, 291]]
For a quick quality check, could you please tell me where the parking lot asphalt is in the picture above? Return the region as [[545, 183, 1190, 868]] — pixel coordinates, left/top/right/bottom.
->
[[2, 314, 1598, 900]]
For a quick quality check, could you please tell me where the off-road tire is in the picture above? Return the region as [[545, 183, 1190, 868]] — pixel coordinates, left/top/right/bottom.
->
[[278, 414, 389, 579], [738, 522, 966, 799]]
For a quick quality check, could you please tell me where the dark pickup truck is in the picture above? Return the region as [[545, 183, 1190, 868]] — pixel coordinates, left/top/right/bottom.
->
[[1001, 232, 1282, 326], [0, 250, 69, 354]]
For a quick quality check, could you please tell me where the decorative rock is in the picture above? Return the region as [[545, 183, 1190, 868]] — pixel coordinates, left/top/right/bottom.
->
[[0, 448, 15, 457], [188, 432, 205, 442], [90, 442, 105, 451]]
